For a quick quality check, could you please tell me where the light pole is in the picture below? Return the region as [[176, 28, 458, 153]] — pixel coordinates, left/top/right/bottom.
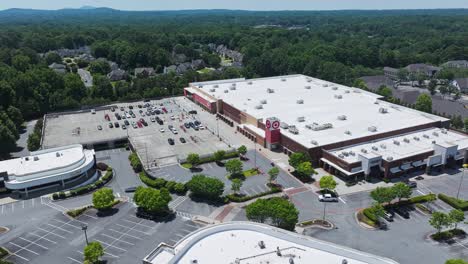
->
[[254, 137, 257, 169], [81, 225, 89, 245], [456, 163, 467, 199]]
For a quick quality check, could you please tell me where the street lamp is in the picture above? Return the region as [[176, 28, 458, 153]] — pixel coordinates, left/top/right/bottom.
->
[[456, 163, 467, 199], [81, 224, 89, 245]]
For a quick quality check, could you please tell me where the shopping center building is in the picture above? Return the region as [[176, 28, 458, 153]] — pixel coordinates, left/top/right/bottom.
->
[[184, 74, 468, 179], [143, 222, 399, 264], [0, 144, 96, 197]]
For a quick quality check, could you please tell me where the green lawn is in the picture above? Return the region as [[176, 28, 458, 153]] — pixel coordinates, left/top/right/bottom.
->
[[197, 67, 215, 74], [181, 163, 193, 169], [243, 168, 259, 177]]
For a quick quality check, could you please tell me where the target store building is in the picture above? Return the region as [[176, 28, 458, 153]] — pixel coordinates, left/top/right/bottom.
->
[[184, 75, 468, 179]]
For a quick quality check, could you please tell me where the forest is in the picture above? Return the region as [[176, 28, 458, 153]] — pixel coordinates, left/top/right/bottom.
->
[[1, 9, 468, 157]]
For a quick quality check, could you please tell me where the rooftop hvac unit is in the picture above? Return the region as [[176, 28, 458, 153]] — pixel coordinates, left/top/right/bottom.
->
[[387, 156, 394, 161], [432, 132, 439, 137], [379, 107, 388, 114], [34, 156, 39, 161], [232, 83, 237, 87], [224, 90, 229, 93], [374, 100, 379, 104], [393, 140, 400, 145], [339, 154, 345, 159], [332, 86, 338, 90], [423, 134, 430, 138], [353, 89, 361, 93], [307, 79, 312, 83], [190, 260, 198, 264], [296, 99, 304, 104], [322, 84, 329, 87], [198, 85, 203, 88], [337, 115, 347, 120], [349, 151, 355, 156], [288, 125, 299, 134], [368, 126, 377, 132], [432, 140, 437, 144], [56, 152, 61, 157], [280, 122, 289, 129], [247, 81, 253, 85], [260, 99, 267, 104], [214, 84, 219, 88], [209, 88, 215, 92], [306, 122, 333, 131], [413, 136, 420, 141], [281, 78, 286, 82], [305, 86, 311, 89], [344, 130, 351, 135], [334, 94, 343, 99], [380, 144, 386, 149], [361, 149, 368, 153], [344, 90, 350, 94], [403, 138, 410, 143], [267, 88, 275, 93], [310, 140, 318, 145], [258, 241, 265, 249], [372, 146, 378, 151], [229, 86, 236, 90], [297, 116, 305, 122], [441, 129, 447, 134], [255, 105, 263, 109], [342, 151, 349, 156]]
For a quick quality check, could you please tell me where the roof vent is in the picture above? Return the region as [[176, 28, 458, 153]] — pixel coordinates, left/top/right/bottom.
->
[[297, 116, 305, 122], [379, 107, 388, 114], [432, 132, 439, 137], [198, 85, 203, 88], [344, 130, 351, 135], [280, 122, 289, 129], [322, 84, 329, 87], [209, 88, 215, 92], [307, 79, 312, 83], [353, 89, 361, 93], [337, 115, 347, 120], [368, 126, 377, 132], [372, 146, 378, 151], [403, 138, 410, 143], [255, 105, 263, 109], [267, 88, 275, 93], [258, 241, 265, 249], [334, 94, 343, 99], [310, 140, 318, 145], [224, 90, 229, 93], [260, 99, 267, 104], [213, 84, 219, 88], [56, 152, 61, 157], [33, 156, 39, 161], [338, 154, 345, 159], [281, 78, 286, 82], [380, 144, 386, 149], [296, 99, 304, 104], [305, 86, 311, 89], [423, 134, 430, 139], [229, 86, 236, 90], [247, 81, 253, 85], [432, 140, 437, 144], [393, 140, 400, 145], [232, 83, 237, 87], [441, 129, 447, 134], [332, 86, 338, 90], [413, 136, 420, 141], [361, 149, 368, 153], [344, 90, 350, 94], [288, 125, 299, 134], [349, 151, 355, 156], [387, 156, 394, 161]]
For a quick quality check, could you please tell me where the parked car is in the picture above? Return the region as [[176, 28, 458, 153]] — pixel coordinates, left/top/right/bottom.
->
[[129, 105, 134, 109], [405, 181, 417, 188], [122, 125, 126, 130], [194, 120, 201, 126], [108, 122, 113, 128], [138, 104, 142, 108], [132, 121, 137, 128], [378, 218, 388, 230], [382, 210, 394, 222], [188, 110, 197, 114], [111, 107, 115, 112], [168, 125, 173, 130], [115, 113, 121, 120], [172, 129, 178, 134], [97, 125, 102, 130], [318, 194, 338, 202], [114, 122, 119, 128], [198, 125, 205, 130], [91, 109, 96, 114], [104, 114, 110, 121], [162, 107, 168, 113], [124, 120, 130, 126], [168, 138, 175, 145], [170, 115, 176, 120], [150, 117, 156, 122], [393, 206, 410, 219], [184, 123, 190, 128], [159, 128, 165, 133], [125, 187, 137, 193], [137, 121, 143, 128], [180, 137, 186, 143]]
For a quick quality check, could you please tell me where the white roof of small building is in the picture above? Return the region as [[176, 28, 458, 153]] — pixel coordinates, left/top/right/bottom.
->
[[329, 128, 468, 163], [190, 75, 447, 148], [0, 144, 92, 177], [144, 222, 399, 264]]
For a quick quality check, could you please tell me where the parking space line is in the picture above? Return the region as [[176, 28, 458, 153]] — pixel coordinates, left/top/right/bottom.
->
[[180, 229, 194, 234], [108, 229, 142, 240], [18, 237, 49, 250], [5, 252, 30, 262], [339, 197, 347, 204], [185, 223, 200, 229], [1, 205, 3, 214], [36, 227, 66, 239], [22, 201, 25, 209], [9, 242, 39, 255], [83, 213, 98, 219], [115, 223, 150, 235], [100, 234, 135, 246], [416, 190, 426, 195], [29, 233, 57, 244], [122, 219, 153, 228], [67, 256, 82, 263], [46, 223, 73, 234], [94, 239, 127, 251], [50, 219, 81, 229]]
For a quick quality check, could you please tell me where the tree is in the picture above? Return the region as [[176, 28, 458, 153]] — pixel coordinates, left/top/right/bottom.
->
[[464, 117, 468, 131], [231, 178, 243, 194], [45, 52, 62, 65], [448, 209, 465, 229], [370, 203, 386, 220], [392, 182, 412, 203], [295, 161, 315, 181], [370, 187, 396, 204], [451, 115, 464, 129], [397, 68, 408, 82], [186, 174, 224, 200], [408, 71, 417, 87], [186, 153, 200, 167], [429, 211, 451, 234], [92, 188, 115, 211], [439, 84, 449, 99], [377, 85, 392, 99], [89, 60, 111, 75], [237, 145, 247, 156], [428, 79, 437, 95], [415, 94, 432, 113], [319, 175, 337, 191], [446, 259, 468, 264], [7, 106, 23, 129], [213, 150, 226, 163], [225, 159, 243, 177], [246, 197, 299, 231], [288, 152, 308, 168], [83, 241, 104, 264], [133, 186, 172, 215], [268, 167, 280, 184], [416, 72, 426, 87]]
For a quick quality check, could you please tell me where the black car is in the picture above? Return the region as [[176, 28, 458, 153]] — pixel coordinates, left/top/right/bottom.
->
[[114, 122, 120, 128], [138, 104, 142, 108], [111, 107, 115, 112], [129, 105, 134, 109], [194, 120, 201, 126], [168, 125, 173, 130], [115, 113, 121, 120], [188, 110, 197, 115], [393, 206, 410, 219], [120, 107, 124, 111], [168, 138, 175, 145], [125, 187, 137, 193], [180, 137, 186, 143], [184, 123, 190, 128], [405, 181, 417, 188], [108, 122, 113, 128], [124, 120, 130, 126]]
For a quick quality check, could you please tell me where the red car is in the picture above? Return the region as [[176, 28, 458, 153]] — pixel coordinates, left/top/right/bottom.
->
[[162, 107, 168, 113], [137, 121, 143, 128], [104, 114, 110, 121]]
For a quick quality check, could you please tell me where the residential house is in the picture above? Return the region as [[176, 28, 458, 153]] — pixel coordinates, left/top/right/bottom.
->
[[48, 63, 67, 74], [107, 69, 127, 81], [163, 65, 177, 74], [452, 78, 468, 93], [405, 64, 441, 78], [176, 62, 192, 75], [383, 67, 399, 80], [108, 61, 119, 71], [134, 67, 156, 77], [190, 59, 205, 71], [77, 53, 95, 63], [442, 60, 468, 69]]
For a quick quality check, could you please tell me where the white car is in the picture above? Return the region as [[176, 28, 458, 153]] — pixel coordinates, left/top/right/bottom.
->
[[318, 194, 338, 202], [172, 129, 178, 134], [159, 128, 165, 133], [170, 116, 176, 120], [198, 125, 205, 130]]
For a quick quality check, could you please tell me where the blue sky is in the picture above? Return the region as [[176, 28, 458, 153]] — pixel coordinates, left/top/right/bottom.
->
[[1, 0, 468, 11]]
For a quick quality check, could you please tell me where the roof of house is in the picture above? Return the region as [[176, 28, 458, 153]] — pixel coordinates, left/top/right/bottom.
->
[[455, 78, 468, 89], [190, 74, 448, 149], [405, 64, 441, 72], [49, 63, 66, 69], [107, 69, 127, 80], [135, 67, 155, 75], [383, 67, 399, 73], [443, 60, 468, 65]]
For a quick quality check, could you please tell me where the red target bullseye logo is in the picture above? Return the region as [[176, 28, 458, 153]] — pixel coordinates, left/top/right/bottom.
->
[[266, 120, 271, 129], [272, 121, 280, 129]]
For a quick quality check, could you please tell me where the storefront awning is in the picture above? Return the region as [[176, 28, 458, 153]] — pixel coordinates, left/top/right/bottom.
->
[[390, 167, 401, 174], [320, 158, 363, 176], [400, 163, 412, 170], [411, 161, 425, 167]]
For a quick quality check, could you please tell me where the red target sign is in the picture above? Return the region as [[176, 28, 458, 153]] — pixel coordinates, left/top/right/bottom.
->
[[272, 120, 280, 129], [266, 120, 271, 129]]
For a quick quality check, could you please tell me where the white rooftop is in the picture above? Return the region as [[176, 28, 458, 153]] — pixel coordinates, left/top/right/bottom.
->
[[190, 75, 447, 148], [329, 128, 468, 163], [145, 222, 398, 264], [0, 144, 90, 177]]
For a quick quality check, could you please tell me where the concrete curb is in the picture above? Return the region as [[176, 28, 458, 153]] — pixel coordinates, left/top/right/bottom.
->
[[354, 211, 377, 230]]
